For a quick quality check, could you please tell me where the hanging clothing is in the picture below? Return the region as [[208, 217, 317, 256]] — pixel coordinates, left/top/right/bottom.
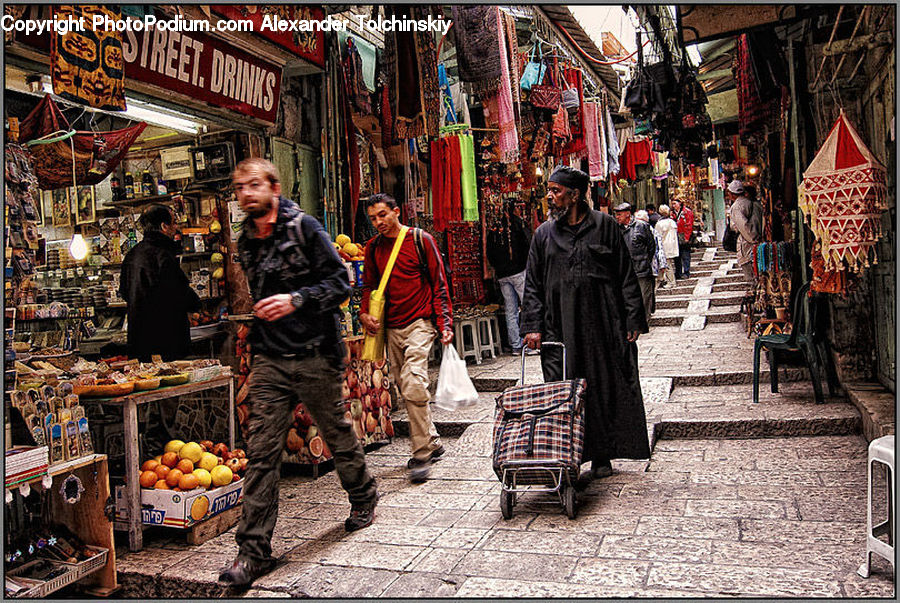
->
[[459, 134, 478, 221], [51, 6, 126, 110], [495, 7, 519, 164], [502, 9, 521, 113], [450, 6, 502, 95], [337, 31, 376, 92], [618, 138, 652, 181], [604, 103, 620, 176], [560, 67, 586, 157], [597, 104, 609, 179], [584, 102, 604, 181], [342, 37, 371, 114], [438, 64, 457, 127], [430, 136, 463, 231], [449, 82, 472, 126]]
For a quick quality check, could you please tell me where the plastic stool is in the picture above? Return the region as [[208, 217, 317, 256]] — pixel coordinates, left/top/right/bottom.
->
[[858, 435, 895, 577], [476, 317, 498, 360], [486, 315, 503, 356], [454, 319, 480, 364]]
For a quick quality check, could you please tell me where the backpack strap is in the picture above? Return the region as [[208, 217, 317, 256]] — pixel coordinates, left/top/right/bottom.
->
[[412, 228, 433, 288], [285, 210, 306, 248]]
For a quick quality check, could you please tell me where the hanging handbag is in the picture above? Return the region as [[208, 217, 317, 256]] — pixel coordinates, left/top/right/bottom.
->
[[560, 63, 580, 111], [624, 32, 650, 114], [529, 55, 561, 110], [723, 217, 738, 252], [519, 43, 546, 92], [361, 226, 408, 362]]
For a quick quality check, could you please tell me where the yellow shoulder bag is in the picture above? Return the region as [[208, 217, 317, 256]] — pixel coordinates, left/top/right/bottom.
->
[[361, 226, 408, 361]]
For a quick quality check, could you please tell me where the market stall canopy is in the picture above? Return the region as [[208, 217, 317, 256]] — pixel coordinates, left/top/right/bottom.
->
[[678, 5, 803, 45], [799, 110, 888, 272]]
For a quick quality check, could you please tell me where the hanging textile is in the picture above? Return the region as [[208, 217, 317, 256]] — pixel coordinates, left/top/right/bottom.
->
[[438, 64, 457, 126], [809, 240, 847, 295], [617, 138, 652, 181], [798, 110, 888, 272], [338, 61, 362, 236], [449, 83, 472, 126], [584, 103, 604, 181], [501, 9, 521, 113], [51, 6, 125, 110], [342, 37, 371, 114], [383, 6, 440, 140], [459, 134, 479, 221], [604, 101, 620, 176], [551, 105, 571, 143], [430, 136, 463, 231], [337, 31, 376, 92], [560, 67, 586, 157], [19, 95, 144, 189], [450, 6, 502, 95], [494, 7, 518, 163], [597, 104, 608, 179]]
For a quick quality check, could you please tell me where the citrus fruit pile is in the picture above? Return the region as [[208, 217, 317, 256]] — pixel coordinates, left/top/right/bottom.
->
[[138, 439, 247, 492], [334, 234, 365, 261]]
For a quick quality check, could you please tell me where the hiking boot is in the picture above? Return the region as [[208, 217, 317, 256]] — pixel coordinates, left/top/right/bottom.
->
[[407, 458, 431, 483], [591, 461, 614, 479], [218, 558, 276, 587], [345, 494, 378, 532]]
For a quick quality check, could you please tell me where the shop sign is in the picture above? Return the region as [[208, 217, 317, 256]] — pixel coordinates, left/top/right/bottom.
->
[[14, 9, 282, 123], [212, 5, 325, 68]]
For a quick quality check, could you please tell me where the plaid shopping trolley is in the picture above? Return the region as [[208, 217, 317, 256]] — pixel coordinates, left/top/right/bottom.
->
[[492, 342, 586, 519]]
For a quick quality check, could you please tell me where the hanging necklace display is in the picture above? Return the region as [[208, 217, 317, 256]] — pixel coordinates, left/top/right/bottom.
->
[[60, 474, 84, 504]]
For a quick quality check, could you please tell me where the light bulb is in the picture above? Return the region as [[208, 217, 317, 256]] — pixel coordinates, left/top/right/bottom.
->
[[535, 166, 543, 177], [69, 234, 89, 261], [747, 165, 759, 176]]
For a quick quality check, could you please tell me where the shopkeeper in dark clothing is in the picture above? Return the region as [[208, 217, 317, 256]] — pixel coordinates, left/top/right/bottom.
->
[[522, 166, 651, 484], [219, 158, 377, 588], [486, 200, 532, 352], [119, 204, 200, 361]]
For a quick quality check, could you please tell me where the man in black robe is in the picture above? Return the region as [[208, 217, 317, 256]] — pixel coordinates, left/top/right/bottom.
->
[[522, 166, 651, 483]]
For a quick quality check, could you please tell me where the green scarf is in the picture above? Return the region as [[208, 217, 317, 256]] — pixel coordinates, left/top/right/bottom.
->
[[460, 133, 478, 221]]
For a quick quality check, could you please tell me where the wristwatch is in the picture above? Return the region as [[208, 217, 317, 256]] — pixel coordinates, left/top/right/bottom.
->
[[290, 292, 304, 309]]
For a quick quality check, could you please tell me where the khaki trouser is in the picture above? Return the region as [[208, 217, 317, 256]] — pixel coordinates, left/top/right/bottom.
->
[[236, 352, 376, 565], [387, 318, 442, 461]]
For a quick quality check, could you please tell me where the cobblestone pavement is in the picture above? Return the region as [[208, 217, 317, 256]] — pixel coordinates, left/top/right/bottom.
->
[[115, 248, 895, 597]]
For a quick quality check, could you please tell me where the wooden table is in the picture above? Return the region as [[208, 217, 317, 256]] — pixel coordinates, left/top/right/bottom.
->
[[80, 374, 235, 552]]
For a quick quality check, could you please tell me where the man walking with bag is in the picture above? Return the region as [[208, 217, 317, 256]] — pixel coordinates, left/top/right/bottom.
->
[[359, 194, 454, 483], [219, 159, 378, 588], [727, 180, 763, 291]]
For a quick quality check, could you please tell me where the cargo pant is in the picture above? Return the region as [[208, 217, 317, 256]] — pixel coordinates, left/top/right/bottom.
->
[[236, 351, 377, 565], [386, 319, 442, 462]]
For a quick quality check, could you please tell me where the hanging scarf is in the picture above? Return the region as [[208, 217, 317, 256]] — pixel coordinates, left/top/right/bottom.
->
[[459, 133, 479, 221], [584, 102, 604, 181], [343, 37, 371, 114], [451, 6, 502, 95], [604, 101, 620, 175], [495, 7, 518, 164], [51, 6, 125, 110], [551, 105, 570, 142], [384, 7, 440, 140], [502, 10, 521, 114], [438, 64, 457, 126], [560, 67, 586, 157]]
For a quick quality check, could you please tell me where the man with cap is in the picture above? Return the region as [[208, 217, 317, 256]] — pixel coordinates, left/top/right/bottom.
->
[[522, 166, 651, 483], [613, 202, 657, 319], [727, 180, 764, 289]]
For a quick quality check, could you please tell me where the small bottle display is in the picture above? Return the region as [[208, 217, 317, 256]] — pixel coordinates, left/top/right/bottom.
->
[[110, 174, 121, 201], [141, 171, 154, 197], [124, 172, 135, 199], [156, 177, 167, 195]]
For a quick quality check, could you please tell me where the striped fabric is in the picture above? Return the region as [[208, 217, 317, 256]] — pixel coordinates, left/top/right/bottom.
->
[[492, 379, 586, 482]]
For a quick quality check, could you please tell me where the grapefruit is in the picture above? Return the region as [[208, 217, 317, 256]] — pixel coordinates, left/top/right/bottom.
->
[[164, 440, 186, 454], [139, 471, 158, 488], [308, 435, 325, 458], [165, 469, 184, 488], [178, 442, 204, 463], [161, 452, 178, 468], [335, 234, 351, 247], [210, 465, 233, 487], [198, 452, 218, 472], [341, 242, 359, 257], [176, 459, 194, 474], [192, 468, 212, 489]]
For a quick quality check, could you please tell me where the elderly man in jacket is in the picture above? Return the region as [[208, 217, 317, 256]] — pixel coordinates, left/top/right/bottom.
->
[[614, 203, 657, 320], [727, 180, 763, 291]]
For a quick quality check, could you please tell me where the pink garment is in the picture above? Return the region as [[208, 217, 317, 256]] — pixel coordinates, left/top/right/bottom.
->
[[495, 7, 518, 163], [584, 102, 603, 181]]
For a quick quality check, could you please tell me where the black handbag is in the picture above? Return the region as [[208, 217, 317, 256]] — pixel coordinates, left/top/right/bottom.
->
[[723, 218, 738, 252]]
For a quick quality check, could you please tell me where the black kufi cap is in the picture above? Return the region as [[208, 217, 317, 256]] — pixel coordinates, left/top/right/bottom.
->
[[548, 165, 589, 194]]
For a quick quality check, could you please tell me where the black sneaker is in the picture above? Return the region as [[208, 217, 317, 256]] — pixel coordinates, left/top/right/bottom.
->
[[591, 461, 613, 479], [407, 458, 431, 483], [345, 495, 378, 532], [406, 445, 446, 469], [218, 558, 276, 587], [430, 445, 446, 461]]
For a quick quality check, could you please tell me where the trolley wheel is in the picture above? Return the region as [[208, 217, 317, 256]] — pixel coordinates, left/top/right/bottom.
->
[[500, 490, 515, 520], [562, 485, 577, 519]]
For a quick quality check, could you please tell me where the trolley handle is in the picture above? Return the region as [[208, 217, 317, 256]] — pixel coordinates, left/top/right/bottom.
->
[[520, 341, 566, 385]]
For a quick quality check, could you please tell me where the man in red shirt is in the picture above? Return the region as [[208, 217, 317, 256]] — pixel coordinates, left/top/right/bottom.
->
[[360, 194, 453, 483], [671, 199, 695, 279]]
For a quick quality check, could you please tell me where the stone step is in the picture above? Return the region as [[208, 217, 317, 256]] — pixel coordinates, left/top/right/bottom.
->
[[648, 306, 741, 327], [672, 366, 810, 387], [713, 282, 749, 292], [655, 293, 745, 309]]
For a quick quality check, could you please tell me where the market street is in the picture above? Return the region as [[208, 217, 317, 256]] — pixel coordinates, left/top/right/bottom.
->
[[114, 247, 895, 598]]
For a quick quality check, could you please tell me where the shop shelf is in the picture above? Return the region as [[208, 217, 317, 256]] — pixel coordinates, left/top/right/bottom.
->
[[7, 546, 108, 598]]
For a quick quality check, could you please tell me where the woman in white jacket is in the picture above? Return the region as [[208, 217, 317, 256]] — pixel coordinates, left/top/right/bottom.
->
[[654, 205, 680, 288]]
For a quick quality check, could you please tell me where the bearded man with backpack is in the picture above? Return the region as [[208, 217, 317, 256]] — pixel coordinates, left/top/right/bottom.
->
[[360, 193, 454, 483]]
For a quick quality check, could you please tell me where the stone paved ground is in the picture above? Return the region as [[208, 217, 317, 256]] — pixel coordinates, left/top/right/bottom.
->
[[114, 247, 896, 598]]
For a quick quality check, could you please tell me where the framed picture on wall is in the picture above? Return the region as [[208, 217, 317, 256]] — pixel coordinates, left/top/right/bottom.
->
[[50, 188, 72, 227], [41, 190, 52, 226], [74, 185, 96, 225]]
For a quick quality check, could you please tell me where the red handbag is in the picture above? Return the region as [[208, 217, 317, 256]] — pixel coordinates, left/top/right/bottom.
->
[[529, 57, 561, 110]]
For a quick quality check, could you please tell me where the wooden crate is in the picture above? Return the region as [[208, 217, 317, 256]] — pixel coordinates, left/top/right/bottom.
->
[[185, 503, 242, 545]]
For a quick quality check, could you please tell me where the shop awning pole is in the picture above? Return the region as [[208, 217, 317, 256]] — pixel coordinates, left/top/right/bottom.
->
[[787, 36, 809, 284]]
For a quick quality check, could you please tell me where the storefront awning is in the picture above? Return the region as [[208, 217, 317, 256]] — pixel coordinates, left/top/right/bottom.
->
[[678, 5, 801, 45]]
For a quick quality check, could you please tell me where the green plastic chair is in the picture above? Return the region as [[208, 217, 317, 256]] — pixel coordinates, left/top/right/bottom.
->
[[752, 281, 834, 404]]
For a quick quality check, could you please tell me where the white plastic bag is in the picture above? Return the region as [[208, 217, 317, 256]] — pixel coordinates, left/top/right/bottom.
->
[[433, 344, 479, 411]]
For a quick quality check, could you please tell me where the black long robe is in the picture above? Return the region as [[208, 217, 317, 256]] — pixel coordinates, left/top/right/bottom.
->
[[521, 204, 651, 462]]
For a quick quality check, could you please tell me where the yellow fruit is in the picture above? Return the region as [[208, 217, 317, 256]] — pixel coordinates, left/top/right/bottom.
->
[[190, 495, 210, 521], [335, 234, 351, 247], [210, 252, 224, 264], [209, 220, 222, 233], [164, 440, 185, 454], [178, 442, 204, 463], [210, 465, 233, 487], [341, 243, 359, 257], [192, 468, 212, 489], [198, 452, 218, 472], [212, 267, 225, 280]]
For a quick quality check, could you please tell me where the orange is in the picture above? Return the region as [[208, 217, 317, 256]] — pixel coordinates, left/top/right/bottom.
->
[[154, 479, 170, 490], [139, 470, 158, 488], [165, 468, 184, 487], [178, 473, 200, 491], [154, 465, 171, 480], [141, 460, 160, 472], [176, 459, 194, 474], [161, 452, 178, 468]]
